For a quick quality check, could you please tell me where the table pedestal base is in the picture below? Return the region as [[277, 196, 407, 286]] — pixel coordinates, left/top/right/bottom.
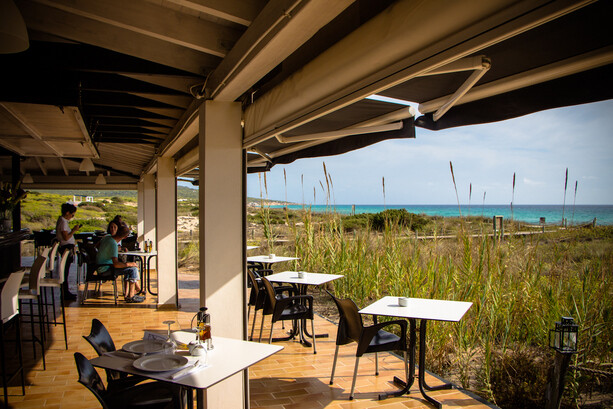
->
[[380, 319, 453, 409]]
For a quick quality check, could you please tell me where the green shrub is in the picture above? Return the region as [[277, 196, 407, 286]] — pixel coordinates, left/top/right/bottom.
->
[[369, 209, 430, 231]]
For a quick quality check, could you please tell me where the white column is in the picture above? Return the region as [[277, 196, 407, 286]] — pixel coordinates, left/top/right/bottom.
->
[[156, 158, 177, 307], [198, 100, 245, 408], [143, 173, 156, 245], [137, 180, 144, 244]]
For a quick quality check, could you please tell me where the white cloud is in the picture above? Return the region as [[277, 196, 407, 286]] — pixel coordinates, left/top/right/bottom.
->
[[248, 100, 613, 205], [523, 178, 544, 186]]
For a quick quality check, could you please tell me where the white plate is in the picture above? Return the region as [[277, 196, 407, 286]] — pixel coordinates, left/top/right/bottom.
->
[[133, 354, 189, 372], [122, 339, 167, 354]]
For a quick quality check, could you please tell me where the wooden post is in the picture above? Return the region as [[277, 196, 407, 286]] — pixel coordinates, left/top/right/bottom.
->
[[545, 352, 573, 409], [493, 216, 503, 241]]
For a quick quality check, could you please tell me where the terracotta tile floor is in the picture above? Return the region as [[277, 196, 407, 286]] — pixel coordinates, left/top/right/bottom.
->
[[1, 268, 497, 409]]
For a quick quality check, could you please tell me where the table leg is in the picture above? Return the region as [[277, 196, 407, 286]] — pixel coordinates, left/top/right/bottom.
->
[[417, 320, 452, 409], [196, 388, 206, 409], [134, 256, 145, 296], [381, 318, 416, 399], [297, 284, 328, 343], [147, 254, 158, 296]]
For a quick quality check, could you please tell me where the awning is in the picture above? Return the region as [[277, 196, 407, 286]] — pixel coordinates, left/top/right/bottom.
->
[[246, 99, 416, 171], [379, 0, 613, 130]]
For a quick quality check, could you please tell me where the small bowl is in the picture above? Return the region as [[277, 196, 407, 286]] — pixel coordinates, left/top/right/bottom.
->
[[297, 271, 305, 278], [268, 254, 275, 259], [398, 297, 409, 307]]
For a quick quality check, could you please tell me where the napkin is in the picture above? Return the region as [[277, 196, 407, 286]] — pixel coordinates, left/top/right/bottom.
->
[[170, 361, 208, 380], [103, 350, 141, 359]]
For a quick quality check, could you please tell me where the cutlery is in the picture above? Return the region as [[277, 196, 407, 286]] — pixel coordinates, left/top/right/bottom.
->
[[170, 359, 200, 380]]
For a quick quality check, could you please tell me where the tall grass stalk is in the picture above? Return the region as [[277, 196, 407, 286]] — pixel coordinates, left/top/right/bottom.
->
[[511, 172, 516, 221], [562, 167, 568, 226], [450, 161, 462, 218], [482, 191, 486, 217], [571, 180, 578, 226], [382, 177, 386, 210], [468, 182, 472, 217]]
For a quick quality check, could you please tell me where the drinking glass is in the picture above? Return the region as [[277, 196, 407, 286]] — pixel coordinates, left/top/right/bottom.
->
[[163, 320, 178, 354]]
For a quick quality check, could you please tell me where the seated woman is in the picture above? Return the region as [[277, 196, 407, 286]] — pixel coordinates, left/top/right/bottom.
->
[[96, 224, 144, 303]]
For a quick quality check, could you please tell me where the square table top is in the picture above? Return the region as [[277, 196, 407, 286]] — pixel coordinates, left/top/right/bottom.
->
[[247, 246, 259, 250], [265, 271, 344, 286], [90, 334, 282, 390], [359, 296, 472, 322], [119, 250, 157, 256], [247, 255, 299, 264]]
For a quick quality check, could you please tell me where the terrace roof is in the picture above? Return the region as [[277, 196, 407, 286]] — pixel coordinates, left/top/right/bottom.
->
[[0, 0, 610, 184]]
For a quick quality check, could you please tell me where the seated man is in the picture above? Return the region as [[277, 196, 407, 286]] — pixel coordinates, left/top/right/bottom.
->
[[96, 224, 144, 303]]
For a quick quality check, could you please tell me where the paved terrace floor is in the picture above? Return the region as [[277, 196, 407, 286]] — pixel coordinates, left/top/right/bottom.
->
[[1, 269, 497, 409]]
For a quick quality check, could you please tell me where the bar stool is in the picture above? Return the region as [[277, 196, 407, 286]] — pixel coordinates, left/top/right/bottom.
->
[[1, 270, 27, 404], [46, 241, 60, 278], [39, 249, 70, 349], [18, 255, 47, 370]]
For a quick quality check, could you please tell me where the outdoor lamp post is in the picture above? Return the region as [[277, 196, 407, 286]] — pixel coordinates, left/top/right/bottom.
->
[[545, 316, 579, 409], [549, 316, 579, 353]]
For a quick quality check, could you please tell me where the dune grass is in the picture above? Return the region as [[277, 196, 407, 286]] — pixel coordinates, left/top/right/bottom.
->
[[256, 205, 612, 408]]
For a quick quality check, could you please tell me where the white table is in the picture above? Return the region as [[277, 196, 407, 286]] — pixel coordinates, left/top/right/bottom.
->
[[119, 250, 158, 295], [247, 255, 299, 267], [90, 332, 282, 409], [265, 271, 344, 288], [246, 246, 259, 251], [266, 271, 344, 345], [359, 296, 472, 408]]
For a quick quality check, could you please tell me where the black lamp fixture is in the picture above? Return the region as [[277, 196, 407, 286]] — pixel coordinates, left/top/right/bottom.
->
[[549, 316, 578, 353]]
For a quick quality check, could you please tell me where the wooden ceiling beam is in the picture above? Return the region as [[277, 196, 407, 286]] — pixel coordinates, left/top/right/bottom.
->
[[208, 0, 354, 101], [20, 0, 220, 75], [120, 74, 202, 94], [165, 0, 265, 27], [0, 103, 63, 157], [58, 157, 69, 176], [35, 157, 48, 175], [80, 73, 188, 95], [128, 93, 192, 109], [30, 0, 242, 57]]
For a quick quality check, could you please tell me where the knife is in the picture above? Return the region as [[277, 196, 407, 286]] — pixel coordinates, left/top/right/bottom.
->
[[170, 359, 200, 380]]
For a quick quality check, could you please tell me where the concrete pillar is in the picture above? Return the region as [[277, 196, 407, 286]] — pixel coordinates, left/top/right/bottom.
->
[[156, 158, 177, 307], [143, 173, 156, 244], [137, 180, 144, 244], [198, 100, 245, 408]]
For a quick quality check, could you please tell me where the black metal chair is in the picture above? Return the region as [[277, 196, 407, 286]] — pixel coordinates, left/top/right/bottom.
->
[[260, 276, 317, 354], [82, 318, 144, 390], [246, 269, 293, 341], [74, 352, 181, 409], [0, 270, 26, 404], [79, 243, 122, 305], [326, 290, 409, 400]]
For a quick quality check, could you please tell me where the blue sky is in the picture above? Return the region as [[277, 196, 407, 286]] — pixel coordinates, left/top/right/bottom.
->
[[244, 99, 613, 205]]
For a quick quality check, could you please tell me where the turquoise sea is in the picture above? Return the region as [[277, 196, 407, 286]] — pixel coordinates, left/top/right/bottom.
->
[[271, 204, 613, 226]]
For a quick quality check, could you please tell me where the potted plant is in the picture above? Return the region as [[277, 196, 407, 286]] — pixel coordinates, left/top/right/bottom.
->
[[0, 180, 28, 233]]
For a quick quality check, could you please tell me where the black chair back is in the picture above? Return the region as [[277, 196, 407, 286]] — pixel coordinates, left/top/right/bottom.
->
[[326, 290, 364, 345], [83, 318, 116, 355], [260, 275, 279, 315], [247, 269, 267, 309], [74, 352, 109, 409]]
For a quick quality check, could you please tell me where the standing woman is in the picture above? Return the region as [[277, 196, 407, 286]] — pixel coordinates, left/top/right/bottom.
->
[[56, 202, 80, 300]]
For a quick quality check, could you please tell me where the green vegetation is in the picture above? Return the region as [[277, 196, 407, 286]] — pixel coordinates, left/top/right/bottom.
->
[[252, 205, 613, 409], [20, 191, 138, 231]]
